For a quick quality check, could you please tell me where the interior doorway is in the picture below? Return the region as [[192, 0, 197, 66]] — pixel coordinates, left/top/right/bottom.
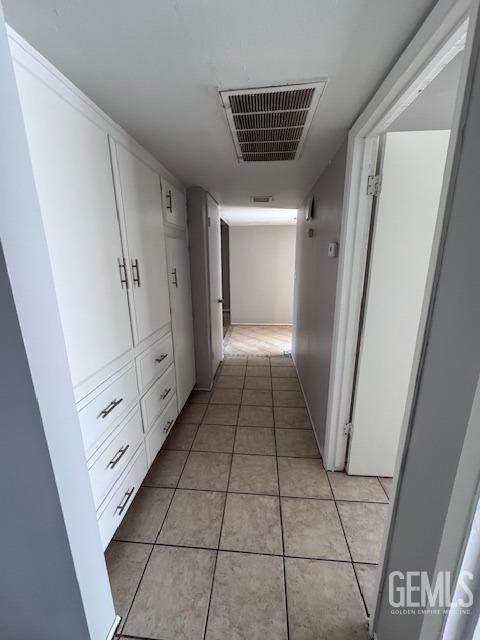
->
[[219, 218, 296, 357], [347, 129, 451, 477], [345, 47, 464, 478]]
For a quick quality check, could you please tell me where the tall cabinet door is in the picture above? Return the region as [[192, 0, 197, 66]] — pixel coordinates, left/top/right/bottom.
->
[[14, 64, 133, 390], [166, 237, 196, 409], [113, 143, 171, 345], [207, 195, 224, 372], [161, 178, 187, 229]]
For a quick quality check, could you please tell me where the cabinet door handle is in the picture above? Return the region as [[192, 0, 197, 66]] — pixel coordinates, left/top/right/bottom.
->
[[107, 444, 130, 469], [155, 354, 168, 364], [163, 419, 174, 434], [97, 397, 123, 419], [160, 387, 172, 400], [132, 259, 141, 287], [118, 258, 129, 289], [166, 190, 173, 212], [171, 268, 178, 288], [115, 487, 135, 516]]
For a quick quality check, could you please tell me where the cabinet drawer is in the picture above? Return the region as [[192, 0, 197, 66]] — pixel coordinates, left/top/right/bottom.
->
[[78, 366, 138, 458], [145, 393, 178, 465], [161, 177, 186, 229], [136, 333, 174, 393], [97, 443, 147, 550], [88, 407, 143, 509], [141, 364, 176, 432]]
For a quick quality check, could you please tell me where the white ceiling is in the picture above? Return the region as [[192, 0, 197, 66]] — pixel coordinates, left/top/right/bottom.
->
[[222, 207, 297, 226], [4, 0, 435, 209]]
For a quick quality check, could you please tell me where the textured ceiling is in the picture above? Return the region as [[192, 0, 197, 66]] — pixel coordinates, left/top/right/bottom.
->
[[5, 0, 434, 208]]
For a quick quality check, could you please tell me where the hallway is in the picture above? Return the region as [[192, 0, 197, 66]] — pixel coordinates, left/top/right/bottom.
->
[[107, 355, 389, 639], [224, 324, 292, 356]]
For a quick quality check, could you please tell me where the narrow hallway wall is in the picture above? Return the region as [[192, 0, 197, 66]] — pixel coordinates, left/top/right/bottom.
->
[[230, 225, 296, 325], [293, 141, 347, 453]]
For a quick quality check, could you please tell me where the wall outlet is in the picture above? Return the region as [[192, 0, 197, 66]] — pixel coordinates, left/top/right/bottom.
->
[[328, 242, 339, 258]]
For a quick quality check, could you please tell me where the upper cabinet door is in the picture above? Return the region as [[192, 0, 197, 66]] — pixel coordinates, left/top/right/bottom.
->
[[14, 64, 133, 390], [166, 236, 196, 410], [114, 143, 171, 345], [161, 177, 187, 229]]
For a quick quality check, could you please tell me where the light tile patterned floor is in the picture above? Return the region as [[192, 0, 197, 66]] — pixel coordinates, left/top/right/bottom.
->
[[108, 356, 391, 639], [224, 324, 292, 356]]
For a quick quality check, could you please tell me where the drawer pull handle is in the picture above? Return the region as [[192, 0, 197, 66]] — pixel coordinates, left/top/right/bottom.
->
[[132, 258, 141, 287], [163, 419, 174, 434], [155, 354, 168, 364], [107, 444, 130, 470], [98, 397, 123, 419], [161, 387, 172, 400], [115, 487, 135, 516], [166, 190, 173, 212], [171, 268, 178, 288]]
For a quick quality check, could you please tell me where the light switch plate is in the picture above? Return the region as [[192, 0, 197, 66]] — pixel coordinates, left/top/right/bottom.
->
[[328, 242, 339, 258]]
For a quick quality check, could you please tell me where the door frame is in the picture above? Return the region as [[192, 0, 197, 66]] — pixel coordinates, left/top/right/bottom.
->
[[206, 193, 224, 372], [324, 0, 472, 473]]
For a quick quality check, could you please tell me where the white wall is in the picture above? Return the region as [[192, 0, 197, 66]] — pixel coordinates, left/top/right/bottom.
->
[[230, 225, 296, 324]]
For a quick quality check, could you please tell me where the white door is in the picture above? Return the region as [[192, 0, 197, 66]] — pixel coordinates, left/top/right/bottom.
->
[[207, 195, 223, 372], [14, 63, 133, 390], [114, 143, 171, 345], [166, 236, 196, 409], [347, 130, 450, 476]]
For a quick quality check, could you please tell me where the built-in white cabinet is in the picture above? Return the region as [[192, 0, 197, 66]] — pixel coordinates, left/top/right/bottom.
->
[[12, 33, 196, 550], [166, 236, 196, 409], [113, 143, 171, 344], [14, 63, 133, 391], [161, 177, 187, 229]]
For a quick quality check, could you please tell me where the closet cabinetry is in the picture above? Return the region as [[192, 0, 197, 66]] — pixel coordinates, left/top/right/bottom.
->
[[11, 33, 196, 551], [166, 237, 196, 409], [162, 177, 187, 229], [112, 143, 171, 344], [14, 62, 133, 393]]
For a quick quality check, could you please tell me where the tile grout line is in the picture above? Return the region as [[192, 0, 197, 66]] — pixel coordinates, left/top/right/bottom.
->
[[200, 390, 236, 640], [324, 469, 371, 622], [118, 422, 199, 636], [141, 480, 389, 504], [111, 536, 380, 565], [378, 476, 390, 501], [272, 373, 291, 640]]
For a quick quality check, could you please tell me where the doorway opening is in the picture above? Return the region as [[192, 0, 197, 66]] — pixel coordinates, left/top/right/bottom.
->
[[219, 208, 297, 357], [324, 13, 471, 626]]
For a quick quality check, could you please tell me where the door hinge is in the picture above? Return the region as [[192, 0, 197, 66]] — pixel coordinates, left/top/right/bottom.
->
[[207, 216, 211, 227], [344, 422, 353, 438], [366, 174, 382, 197], [211, 350, 214, 360]]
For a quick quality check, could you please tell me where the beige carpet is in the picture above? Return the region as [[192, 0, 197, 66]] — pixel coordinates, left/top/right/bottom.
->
[[224, 324, 292, 356]]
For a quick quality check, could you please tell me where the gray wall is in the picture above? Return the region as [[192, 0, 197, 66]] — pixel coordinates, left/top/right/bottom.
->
[[293, 141, 347, 453], [187, 187, 214, 389], [0, 244, 90, 639], [374, 27, 480, 640]]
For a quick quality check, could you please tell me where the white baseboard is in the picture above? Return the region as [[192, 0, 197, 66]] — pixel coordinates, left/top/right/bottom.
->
[[291, 355, 325, 461], [106, 615, 121, 640]]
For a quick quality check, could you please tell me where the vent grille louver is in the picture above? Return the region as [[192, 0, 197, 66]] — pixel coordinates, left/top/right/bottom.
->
[[220, 81, 326, 162]]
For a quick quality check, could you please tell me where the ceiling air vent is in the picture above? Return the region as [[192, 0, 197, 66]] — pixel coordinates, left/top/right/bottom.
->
[[251, 195, 274, 204], [220, 81, 326, 162]]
